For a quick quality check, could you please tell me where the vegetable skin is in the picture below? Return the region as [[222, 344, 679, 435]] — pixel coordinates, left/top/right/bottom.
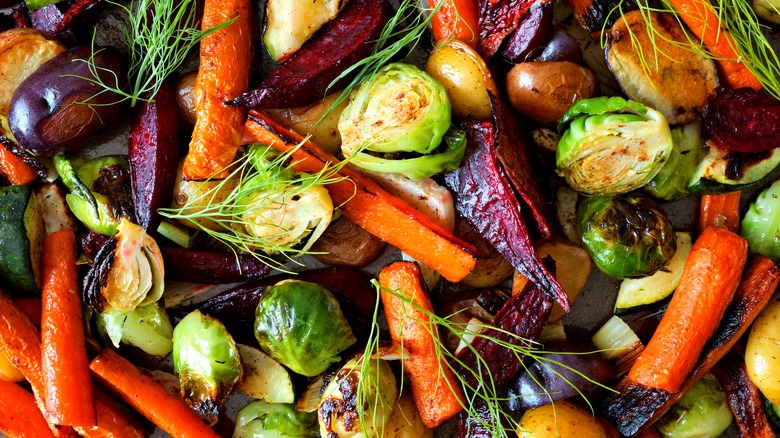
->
[[700, 192, 741, 233], [712, 351, 776, 438], [0, 378, 56, 438]]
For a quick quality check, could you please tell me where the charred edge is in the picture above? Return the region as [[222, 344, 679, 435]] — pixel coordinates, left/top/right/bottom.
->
[[578, 0, 638, 33], [82, 237, 117, 312], [0, 135, 48, 180], [712, 352, 776, 436], [724, 151, 773, 181], [79, 230, 112, 261], [602, 382, 672, 436], [93, 164, 136, 224]]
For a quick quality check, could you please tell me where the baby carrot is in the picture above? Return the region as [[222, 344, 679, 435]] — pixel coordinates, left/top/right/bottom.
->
[[699, 191, 741, 233]]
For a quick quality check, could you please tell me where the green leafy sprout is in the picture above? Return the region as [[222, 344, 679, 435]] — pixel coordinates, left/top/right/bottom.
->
[[352, 281, 618, 438], [158, 142, 350, 270], [603, 0, 780, 99], [79, 0, 235, 107]]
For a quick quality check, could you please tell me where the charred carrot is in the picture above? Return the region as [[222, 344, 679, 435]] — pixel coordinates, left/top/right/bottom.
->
[[242, 111, 478, 282], [627, 226, 747, 393], [40, 228, 95, 428], [90, 349, 218, 438], [699, 191, 741, 233], [666, 0, 761, 90], [379, 261, 464, 427], [429, 0, 480, 47], [75, 389, 145, 438], [0, 142, 36, 185], [0, 379, 56, 438], [181, 0, 251, 180], [14, 298, 41, 326]]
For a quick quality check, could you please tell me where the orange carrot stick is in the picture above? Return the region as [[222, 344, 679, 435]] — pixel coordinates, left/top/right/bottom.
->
[[666, 0, 761, 90], [75, 389, 145, 438], [242, 111, 478, 282], [40, 228, 95, 427], [699, 191, 741, 233], [90, 349, 219, 438], [429, 0, 480, 47], [14, 298, 41, 326], [181, 0, 251, 180], [379, 261, 464, 427], [0, 379, 56, 438], [0, 292, 77, 438], [0, 142, 37, 186], [627, 226, 748, 392]]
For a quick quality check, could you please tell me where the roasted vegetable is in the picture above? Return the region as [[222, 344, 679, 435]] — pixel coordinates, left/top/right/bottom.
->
[[741, 179, 780, 262], [501, 4, 552, 63], [236, 344, 294, 403], [8, 45, 127, 156], [317, 357, 398, 438], [655, 377, 732, 438], [754, 0, 780, 23], [477, 0, 542, 59], [578, 195, 676, 279], [606, 11, 719, 125], [686, 141, 780, 194], [266, 91, 349, 156], [263, 0, 347, 62], [704, 87, 780, 153], [516, 400, 610, 437], [254, 280, 356, 376], [310, 216, 386, 267], [746, 289, 780, 404], [234, 401, 317, 438], [172, 310, 242, 424], [96, 303, 173, 357], [0, 185, 40, 296], [712, 351, 777, 437], [339, 63, 460, 178], [160, 247, 273, 284], [83, 219, 165, 312], [644, 122, 704, 202], [556, 96, 673, 196], [506, 61, 599, 127]]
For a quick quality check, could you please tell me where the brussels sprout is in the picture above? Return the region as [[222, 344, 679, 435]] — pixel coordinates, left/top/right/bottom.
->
[[339, 63, 456, 177], [656, 377, 732, 438], [578, 195, 677, 278], [96, 303, 173, 357], [255, 280, 356, 376], [173, 310, 243, 424], [741, 179, 780, 262], [644, 122, 704, 202], [54, 154, 133, 236], [556, 96, 673, 196], [234, 401, 317, 438], [317, 357, 398, 438]]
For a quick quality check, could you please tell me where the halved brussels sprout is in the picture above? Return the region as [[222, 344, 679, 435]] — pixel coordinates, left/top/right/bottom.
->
[[96, 303, 173, 357], [556, 96, 673, 196], [83, 218, 165, 312], [656, 377, 732, 438], [643, 122, 704, 202], [173, 310, 243, 424], [577, 195, 677, 279], [234, 401, 317, 438], [741, 179, 780, 262], [317, 357, 398, 438], [254, 280, 356, 376]]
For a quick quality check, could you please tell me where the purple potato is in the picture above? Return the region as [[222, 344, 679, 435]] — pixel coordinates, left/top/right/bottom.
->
[[536, 25, 584, 63], [500, 4, 552, 63], [8, 45, 127, 156]]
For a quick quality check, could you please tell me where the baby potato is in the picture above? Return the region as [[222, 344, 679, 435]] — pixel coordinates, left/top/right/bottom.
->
[[171, 161, 238, 231], [384, 391, 434, 438], [425, 39, 499, 120], [746, 295, 780, 404], [266, 91, 349, 156], [506, 61, 599, 127], [517, 400, 608, 438]]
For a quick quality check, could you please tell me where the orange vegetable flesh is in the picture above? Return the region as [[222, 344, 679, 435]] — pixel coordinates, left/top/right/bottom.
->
[[379, 261, 464, 427], [90, 349, 219, 438], [627, 226, 748, 392], [429, 0, 480, 47], [181, 0, 251, 180], [40, 229, 95, 428], [699, 192, 741, 233], [0, 379, 56, 438], [0, 142, 37, 185], [242, 111, 478, 282]]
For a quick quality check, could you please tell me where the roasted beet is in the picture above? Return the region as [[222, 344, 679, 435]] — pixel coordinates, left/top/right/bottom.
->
[[536, 25, 583, 63], [228, 0, 391, 109], [508, 340, 615, 410], [500, 4, 552, 63], [8, 45, 127, 156], [129, 80, 180, 231], [478, 0, 551, 59], [704, 87, 780, 153], [160, 247, 274, 284]]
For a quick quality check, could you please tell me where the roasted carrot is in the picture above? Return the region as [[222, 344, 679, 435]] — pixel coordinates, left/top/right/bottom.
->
[[429, 0, 480, 47], [14, 298, 41, 326], [181, 0, 251, 180], [0, 379, 56, 438], [699, 191, 741, 233], [378, 261, 464, 427], [666, 0, 761, 90], [40, 228, 95, 427], [90, 349, 219, 438], [627, 226, 747, 393], [0, 142, 37, 185], [75, 389, 145, 438], [242, 111, 478, 282]]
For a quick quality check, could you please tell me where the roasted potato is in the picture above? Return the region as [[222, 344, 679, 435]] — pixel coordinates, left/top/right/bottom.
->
[[311, 215, 386, 267], [266, 91, 349, 156], [746, 294, 780, 404], [517, 400, 609, 437], [606, 10, 719, 125], [385, 391, 434, 438], [175, 71, 198, 128]]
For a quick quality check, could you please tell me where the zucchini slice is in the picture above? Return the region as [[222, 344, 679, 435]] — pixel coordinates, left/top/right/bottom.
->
[[687, 141, 780, 194], [0, 185, 38, 295], [614, 231, 692, 314]]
